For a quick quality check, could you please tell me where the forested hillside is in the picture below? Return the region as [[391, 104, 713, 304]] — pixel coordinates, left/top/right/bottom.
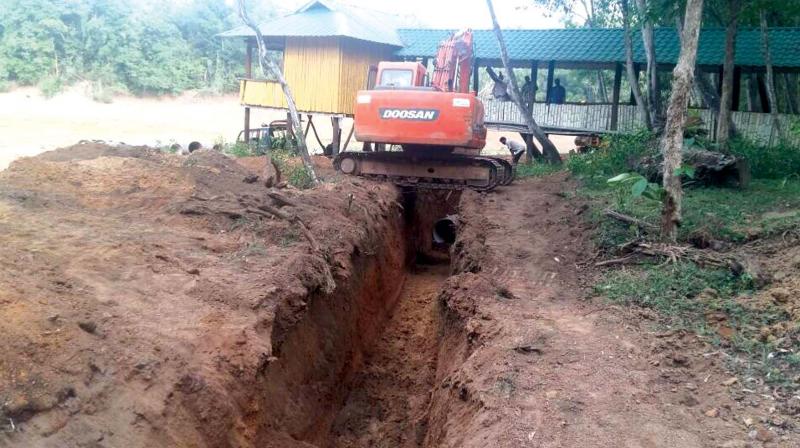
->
[[0, 0, 275, 97]]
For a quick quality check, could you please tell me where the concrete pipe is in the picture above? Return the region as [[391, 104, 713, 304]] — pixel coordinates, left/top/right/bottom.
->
[[432, 215, 459, 245]]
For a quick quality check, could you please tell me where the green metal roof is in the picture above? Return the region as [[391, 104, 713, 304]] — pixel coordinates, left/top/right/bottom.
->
[[218, 0, 405, 47], [396, 28, 800, 68]]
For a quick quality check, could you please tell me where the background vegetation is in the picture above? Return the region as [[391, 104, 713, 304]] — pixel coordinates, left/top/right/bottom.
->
[[0, 0, 277, 96]]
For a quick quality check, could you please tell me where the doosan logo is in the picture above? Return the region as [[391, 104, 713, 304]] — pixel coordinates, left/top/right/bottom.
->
[[379, 108, 439, 121]]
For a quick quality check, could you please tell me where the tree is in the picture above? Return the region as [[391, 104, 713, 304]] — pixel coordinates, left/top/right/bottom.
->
[[716, 0, 741, 146], [487, 0, 562, 164], [660, 0, 704, 241], [236, 0, 319, 184], [759, 9, 782, 139], [621, 0, 651, 129], [635, 0, 660, 128]]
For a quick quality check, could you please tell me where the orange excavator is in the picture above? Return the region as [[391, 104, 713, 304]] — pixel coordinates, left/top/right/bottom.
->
[[333, 30, 513, 191]]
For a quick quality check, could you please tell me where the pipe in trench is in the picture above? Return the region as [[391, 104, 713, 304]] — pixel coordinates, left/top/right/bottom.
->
[[432, 215, 458, 245]]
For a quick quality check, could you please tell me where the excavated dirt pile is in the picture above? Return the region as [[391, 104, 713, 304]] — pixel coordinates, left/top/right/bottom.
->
[[0, 143, 421, 447]]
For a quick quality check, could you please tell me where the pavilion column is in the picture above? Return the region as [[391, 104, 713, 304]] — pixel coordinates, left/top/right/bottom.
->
[[530, 60, 538, 106], [244, 39, 253, 143], [629, 63, 641, 104], [732, 66, 742, 111], [472, 58, 480, 93], [610, 62, 623, 131], [545, 60, 555, 104]]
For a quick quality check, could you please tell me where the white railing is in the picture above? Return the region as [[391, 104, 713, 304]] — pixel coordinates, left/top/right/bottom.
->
[[480, 95, 800, 147]]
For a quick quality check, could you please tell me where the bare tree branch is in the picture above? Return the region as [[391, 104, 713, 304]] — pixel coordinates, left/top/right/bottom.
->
[[486, 0, 561, 164], [236, 0, 319, 185]]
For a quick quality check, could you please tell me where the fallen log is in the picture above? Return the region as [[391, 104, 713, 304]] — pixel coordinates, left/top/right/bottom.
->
[[604, 209, 658, 231]]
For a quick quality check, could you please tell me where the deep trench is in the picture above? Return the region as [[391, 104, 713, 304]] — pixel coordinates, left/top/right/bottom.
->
[[283, 188, 461, 447], [321, 189, 459, 447]]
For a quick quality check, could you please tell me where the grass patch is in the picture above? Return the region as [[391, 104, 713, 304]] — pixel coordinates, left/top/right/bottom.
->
[[575, 131, 800, 391], [583, 179, 800, 247], [514, 161, 565, 178], [597, 261, 795, 388]]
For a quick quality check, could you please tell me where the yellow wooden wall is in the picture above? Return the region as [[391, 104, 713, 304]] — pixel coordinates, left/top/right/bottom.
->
[[337, 38, 396, 114], [240, 37, 395, 115]]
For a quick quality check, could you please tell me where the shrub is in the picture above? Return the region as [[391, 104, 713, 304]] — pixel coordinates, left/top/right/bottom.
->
[[270, 148, 314, 189], [727, 138, 800, 180], [38, 75, 63, 98], [567, 128, 656, 185], [223, 142, 254, 158]]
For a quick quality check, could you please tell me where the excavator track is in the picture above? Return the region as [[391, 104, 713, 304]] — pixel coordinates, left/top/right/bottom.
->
[[334, 151, 512, 192]]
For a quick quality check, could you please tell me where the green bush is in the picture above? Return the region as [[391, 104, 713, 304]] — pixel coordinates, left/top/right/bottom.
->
[[38, 75, 63, 98], [270, 148, 314, 189], [222, 142, 254, 158], [727, 138, 800, 179], [567, 128, 656, 185]]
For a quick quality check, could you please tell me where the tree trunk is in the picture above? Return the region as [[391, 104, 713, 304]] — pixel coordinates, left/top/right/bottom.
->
[[760, 9, 782, 138], [635, 0, 659, 128], [237, 0, 319, 184], [621, 0, 651, 129], [784, 72, 799, 114], [486, 0, 561, 164], [716, 0, 740, 146], [746, 73, 761, 112], [660, 0, 704, 241], [596, 71, 609, 103]]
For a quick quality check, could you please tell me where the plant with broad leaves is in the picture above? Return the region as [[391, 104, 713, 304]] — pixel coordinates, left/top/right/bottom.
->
[[607, 166, 695, 204], [607, 172, 664, 204]]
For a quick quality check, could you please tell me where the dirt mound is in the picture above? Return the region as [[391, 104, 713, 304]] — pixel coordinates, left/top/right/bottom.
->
[[0, 142, 404, 447]]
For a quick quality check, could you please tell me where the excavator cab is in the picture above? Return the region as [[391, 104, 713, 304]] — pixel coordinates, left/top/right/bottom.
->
[[374, 62, 428, 89]]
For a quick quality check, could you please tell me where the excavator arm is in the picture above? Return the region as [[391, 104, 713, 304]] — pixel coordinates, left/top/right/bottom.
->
[[431, 30, 474, 94]]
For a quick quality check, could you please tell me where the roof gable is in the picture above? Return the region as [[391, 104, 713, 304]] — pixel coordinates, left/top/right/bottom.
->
[[218, 0, 404, 47]]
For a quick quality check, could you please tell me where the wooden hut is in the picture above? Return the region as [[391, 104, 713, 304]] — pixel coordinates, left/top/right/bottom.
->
[[219, 0, 404, 149]]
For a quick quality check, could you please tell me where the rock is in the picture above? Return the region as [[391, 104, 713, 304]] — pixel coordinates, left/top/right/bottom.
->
[[770, 416, 786, 428], [696, 288, 719, 304], [78, 321, 97, 334], [719, 441, 750, 448], [722, 377, 739, 386], [678, 392, 699, 407], [705, 408, 720, 418], [743, 417, 754, 427], [671, 353, 690, 367], [782, 396, 800, 415], [769, 287, 790, 303], [186, 268, 200, 275], [753, 427, 775, 442], [243, 174, 259, 184]]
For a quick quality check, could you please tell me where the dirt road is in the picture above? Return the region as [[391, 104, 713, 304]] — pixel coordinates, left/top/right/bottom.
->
[[0, 86, 575, 170], [426, 174, 792, 447]]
